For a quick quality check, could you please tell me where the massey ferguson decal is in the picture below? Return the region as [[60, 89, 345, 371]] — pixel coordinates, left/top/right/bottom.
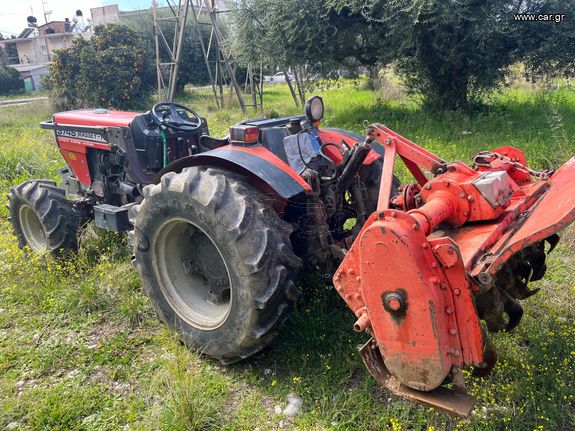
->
[[56, 129, 107, 144]]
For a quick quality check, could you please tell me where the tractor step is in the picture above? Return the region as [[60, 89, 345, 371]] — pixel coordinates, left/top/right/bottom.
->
[[94, 203, 134, 232], [359, 339, 475, 417]]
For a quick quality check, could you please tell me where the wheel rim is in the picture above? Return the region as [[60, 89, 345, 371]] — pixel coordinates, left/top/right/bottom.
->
[[152, 217, 233, 330], [18, 205, 48, 253]]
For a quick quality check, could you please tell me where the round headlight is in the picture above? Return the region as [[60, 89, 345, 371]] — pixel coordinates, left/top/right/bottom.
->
[[305, 96, 324, 123]]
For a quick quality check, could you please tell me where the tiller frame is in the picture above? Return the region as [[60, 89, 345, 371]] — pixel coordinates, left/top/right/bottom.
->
[[334, 124, 575, 416]]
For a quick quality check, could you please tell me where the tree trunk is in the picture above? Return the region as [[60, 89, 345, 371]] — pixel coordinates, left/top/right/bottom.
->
[[285, 71, 299, 107]]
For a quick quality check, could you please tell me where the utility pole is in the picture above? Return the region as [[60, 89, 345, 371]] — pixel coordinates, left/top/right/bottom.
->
[[200, 0, 247, 113], [152, 0, 190, 101], [152, 0, 254, 113], [41, 1, 52, 24]]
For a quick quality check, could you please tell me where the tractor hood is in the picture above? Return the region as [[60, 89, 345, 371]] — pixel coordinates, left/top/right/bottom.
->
[[53, 109, 139, 128]]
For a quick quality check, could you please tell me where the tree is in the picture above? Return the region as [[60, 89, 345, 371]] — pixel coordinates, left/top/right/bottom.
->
[[234, 0, 575, 110], [0, 65, 23, 94], [232, 0, 369, 74], [47, 24, 154, 110], [342, 0, 575, 110], [520, 0, 575, 80], [0, 34, 19, 65]]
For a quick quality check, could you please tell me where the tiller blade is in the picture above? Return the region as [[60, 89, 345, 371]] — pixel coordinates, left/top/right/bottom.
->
[[359, 338, 475, 417], [334, 125, 575, 416]]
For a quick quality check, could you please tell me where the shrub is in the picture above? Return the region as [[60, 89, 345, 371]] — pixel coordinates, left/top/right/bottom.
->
[[0, 65, 23, 95], [47, 24, 154, 110]]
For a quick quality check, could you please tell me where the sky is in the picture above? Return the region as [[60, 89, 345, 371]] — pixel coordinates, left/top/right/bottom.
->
[[0, 0, 156, 37]]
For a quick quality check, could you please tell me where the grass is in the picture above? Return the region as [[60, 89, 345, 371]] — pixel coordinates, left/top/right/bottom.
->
[[0, 81, 574, 430]]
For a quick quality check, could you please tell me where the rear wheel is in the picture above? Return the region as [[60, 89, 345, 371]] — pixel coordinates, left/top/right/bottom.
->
[[7, 180, 83, 254], [131, 167, 302, 363]]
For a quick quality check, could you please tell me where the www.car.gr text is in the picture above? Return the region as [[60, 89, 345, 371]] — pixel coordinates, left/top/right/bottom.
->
[[512, 13, 566, 23]]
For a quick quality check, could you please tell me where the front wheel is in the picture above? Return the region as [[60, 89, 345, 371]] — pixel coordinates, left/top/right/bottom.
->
[[7, 180, 83, 255], [131, 167, 302, 363]]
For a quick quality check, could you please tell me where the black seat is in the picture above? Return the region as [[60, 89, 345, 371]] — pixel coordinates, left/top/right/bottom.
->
[[260, 127, 289, 164], [200, 135, 229, 151]]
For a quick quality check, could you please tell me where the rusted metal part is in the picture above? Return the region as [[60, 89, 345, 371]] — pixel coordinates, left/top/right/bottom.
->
[[474, 147, 553, 181], [376, 136, 397, 210], [391, 183, 421, 211], [429, 237, 483, 366], [359, 339, 476, 417], [369, 125, 446, 176], [474, 238, 557, 332], [353, 211, 462, 391], [475, 146, 533, 184], [335, 124, 575, 415], [473, 157, 575, 277]]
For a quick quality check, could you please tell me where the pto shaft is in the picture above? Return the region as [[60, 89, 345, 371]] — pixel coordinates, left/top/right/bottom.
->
[[407, 190, 459, 235]]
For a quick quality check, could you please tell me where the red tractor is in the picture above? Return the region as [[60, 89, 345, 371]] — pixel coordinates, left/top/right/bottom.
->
[[8, 97, 575, 416]]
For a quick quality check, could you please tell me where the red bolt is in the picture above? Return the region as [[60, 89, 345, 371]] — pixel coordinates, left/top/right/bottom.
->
[[391, 211, 397, 218], [387, 297, 401, 311], [347, 268, 355, 275], [422, 243, 429, 249], [356, 276, 361, 282], [354, 293, 361, 300], [453, 288, 461, 296], [450, 329, 457, 336], [446, 307, 454, 314]]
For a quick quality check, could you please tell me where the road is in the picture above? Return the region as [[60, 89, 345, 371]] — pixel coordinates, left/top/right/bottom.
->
[[0, 97, 49, 109]]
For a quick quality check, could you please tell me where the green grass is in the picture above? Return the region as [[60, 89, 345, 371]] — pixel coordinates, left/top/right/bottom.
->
[[0, 82, 574, 430]]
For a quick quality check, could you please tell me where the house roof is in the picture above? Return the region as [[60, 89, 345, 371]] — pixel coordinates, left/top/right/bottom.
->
[[39, 21, 66, 28], [9, 64, 51, 72], [0, 32, 79, 45]]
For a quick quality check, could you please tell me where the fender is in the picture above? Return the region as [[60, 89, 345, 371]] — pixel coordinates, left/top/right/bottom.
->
[[155, 144, 312, 202]]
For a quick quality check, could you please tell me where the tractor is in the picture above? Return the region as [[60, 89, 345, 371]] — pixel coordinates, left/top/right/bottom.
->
[[8, 97, 575, 416]]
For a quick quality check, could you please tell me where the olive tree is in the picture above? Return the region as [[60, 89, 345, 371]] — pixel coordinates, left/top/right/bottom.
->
[[234, 0, 575, 110]]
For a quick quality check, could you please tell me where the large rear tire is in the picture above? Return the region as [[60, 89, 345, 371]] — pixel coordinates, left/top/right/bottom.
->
[[131, 167, 302, 363], [7, 180, 83, 255]]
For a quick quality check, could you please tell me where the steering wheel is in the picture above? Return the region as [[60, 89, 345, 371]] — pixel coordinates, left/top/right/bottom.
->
[[151, 102, 202, 132]]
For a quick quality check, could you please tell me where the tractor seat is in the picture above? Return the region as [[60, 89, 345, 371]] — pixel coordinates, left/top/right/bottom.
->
[[260, 127, 289, 164], [199, 135, 229, 151]]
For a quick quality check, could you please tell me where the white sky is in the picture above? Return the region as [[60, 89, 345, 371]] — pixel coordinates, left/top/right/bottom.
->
[[0, 0, 153, 37]]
